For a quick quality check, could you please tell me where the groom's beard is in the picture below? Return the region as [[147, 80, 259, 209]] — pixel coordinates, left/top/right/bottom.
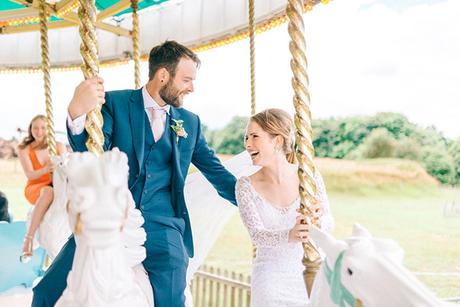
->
[[159, 79, 184, 108]]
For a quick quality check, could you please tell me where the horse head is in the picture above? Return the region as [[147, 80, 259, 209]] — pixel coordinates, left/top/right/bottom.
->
[[66, 149, 131, 247], [309, 224, 450, 307]]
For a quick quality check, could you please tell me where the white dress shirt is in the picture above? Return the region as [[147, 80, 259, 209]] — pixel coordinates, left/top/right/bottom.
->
[[67, 86, 170, 136]]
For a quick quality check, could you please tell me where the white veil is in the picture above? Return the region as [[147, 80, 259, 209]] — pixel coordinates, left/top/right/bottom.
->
[[184, 151, 259, 305], [185, 151, 259, 279]]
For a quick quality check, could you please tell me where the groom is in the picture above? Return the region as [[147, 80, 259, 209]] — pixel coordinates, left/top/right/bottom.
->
[[32, 41, 237, 307]]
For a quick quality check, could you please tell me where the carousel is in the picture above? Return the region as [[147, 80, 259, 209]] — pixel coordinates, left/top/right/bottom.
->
[[0, 0, 456, 306]]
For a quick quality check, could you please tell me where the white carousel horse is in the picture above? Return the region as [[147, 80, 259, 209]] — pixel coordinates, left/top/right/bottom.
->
[[24, 153, 71, 262], [56, 150, 152, 307], [308, 224, 455, 307], [54, 150, 256, 307], [37, 154, 71, 260]]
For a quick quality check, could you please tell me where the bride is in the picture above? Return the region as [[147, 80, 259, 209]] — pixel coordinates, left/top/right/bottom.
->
[[236, 108, 334, 307]]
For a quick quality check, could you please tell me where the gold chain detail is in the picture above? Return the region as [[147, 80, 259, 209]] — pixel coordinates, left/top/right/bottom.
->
[[74, 212, 82, 234], [39, 0, 56, 157], [56, 0, 80, 18], [79, 0, 103, 155], [287, 0, 321, 296]]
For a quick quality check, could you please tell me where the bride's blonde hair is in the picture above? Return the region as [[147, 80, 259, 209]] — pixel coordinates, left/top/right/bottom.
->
[[250, 108, 296, 164]]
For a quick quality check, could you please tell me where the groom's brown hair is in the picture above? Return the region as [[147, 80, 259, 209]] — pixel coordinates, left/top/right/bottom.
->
[[148, 40, 200, 80]]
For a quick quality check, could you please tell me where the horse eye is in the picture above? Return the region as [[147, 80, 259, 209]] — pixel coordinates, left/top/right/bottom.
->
[[347, 268, 353, 275]]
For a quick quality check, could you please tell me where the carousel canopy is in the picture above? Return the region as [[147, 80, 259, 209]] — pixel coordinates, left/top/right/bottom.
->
[[0, 0, 324, 71]]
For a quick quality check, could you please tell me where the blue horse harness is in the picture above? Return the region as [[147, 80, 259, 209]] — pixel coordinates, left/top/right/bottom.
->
[[323, 251, 363, 307]]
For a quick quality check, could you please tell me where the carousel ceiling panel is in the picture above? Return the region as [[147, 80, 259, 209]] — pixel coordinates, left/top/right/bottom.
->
[[0, 0, 169, 13], [0, 0, 306, 69], [0, 2, 25, 11]]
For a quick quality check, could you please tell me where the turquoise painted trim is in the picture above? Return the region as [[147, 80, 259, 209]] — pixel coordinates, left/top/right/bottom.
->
[[323, 251, 362, 307]]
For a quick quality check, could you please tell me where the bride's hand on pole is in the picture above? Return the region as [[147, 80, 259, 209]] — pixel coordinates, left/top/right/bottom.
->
[[288, 214, 310, 243], [296, 199, 322, 225], [310, 199, 322, 225]]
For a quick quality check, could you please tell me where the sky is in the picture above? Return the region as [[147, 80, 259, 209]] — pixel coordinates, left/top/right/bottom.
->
[[0, 0, 459, 142]]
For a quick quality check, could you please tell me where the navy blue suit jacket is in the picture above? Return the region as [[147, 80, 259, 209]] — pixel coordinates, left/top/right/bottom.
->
[[67, 89, 237, 256]]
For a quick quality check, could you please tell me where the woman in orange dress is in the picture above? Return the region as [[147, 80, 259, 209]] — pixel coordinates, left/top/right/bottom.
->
[[17, 115, 66, 259]]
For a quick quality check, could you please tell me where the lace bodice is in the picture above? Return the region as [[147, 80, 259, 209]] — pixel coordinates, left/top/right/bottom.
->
[[236, 170, 334, 307], [236, 171, 334, 248]]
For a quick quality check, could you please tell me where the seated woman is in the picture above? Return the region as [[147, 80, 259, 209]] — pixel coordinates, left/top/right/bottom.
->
[[17, 115, 66, 260], [236, 108, 334, 307]]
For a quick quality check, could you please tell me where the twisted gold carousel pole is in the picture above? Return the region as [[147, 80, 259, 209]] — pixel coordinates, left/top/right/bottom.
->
[[248, 0, 256, 115], [39, 0, 56, 157], [248, 0, 258, 260], [131, 0, 141, 89], [286, 0, 322, 296], [79, 0, 104, 155]]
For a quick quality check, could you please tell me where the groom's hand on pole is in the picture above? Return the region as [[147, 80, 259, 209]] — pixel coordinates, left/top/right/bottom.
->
[[68, 77, 105, 120]]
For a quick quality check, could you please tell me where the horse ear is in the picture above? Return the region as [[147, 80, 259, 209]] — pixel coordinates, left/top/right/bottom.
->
[[351, 223, 372, 238], [309, 225, 347, 265]]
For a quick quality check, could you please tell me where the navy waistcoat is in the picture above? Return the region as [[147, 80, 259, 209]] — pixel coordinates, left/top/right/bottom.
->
[[131, 113, 185, 233]]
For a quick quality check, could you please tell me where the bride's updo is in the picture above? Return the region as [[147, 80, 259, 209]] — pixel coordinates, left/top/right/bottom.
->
[[250, 108, 296, 163]]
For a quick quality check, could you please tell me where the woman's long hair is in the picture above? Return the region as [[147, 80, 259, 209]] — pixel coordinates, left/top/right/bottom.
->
[[249, 108, 297, 164], [18, 115, 48, 150]]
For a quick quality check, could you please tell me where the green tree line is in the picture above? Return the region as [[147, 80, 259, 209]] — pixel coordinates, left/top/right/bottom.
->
[[204, 113, 460, 185]]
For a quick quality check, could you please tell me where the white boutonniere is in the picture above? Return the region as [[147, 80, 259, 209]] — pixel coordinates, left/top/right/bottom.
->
[[170, 119, 188, 144]]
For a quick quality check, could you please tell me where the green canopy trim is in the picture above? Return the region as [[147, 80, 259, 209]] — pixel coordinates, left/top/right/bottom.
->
[[0, 0, 170, 27]]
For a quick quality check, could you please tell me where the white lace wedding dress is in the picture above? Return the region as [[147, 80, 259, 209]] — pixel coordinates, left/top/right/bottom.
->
[[236, 171, 334, 307]]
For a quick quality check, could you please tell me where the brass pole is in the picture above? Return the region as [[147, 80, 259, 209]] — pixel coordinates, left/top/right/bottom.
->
[[131, 0, 140, 89], [248, 0, 258, 260], [286, 0, 321, 296], [248, 0, 256, 115], [39, 0, 56, 157], [79, 0, 104, 155]]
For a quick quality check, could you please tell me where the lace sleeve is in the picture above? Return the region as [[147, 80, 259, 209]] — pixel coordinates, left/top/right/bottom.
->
[[236, 177, 290, 247], [315, 170, 334, 233]]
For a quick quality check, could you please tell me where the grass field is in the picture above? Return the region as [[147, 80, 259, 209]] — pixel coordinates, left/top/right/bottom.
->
[[1, 158, 459, 298], [205, 189, 460, 296], [205, 158, 460, 298]]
